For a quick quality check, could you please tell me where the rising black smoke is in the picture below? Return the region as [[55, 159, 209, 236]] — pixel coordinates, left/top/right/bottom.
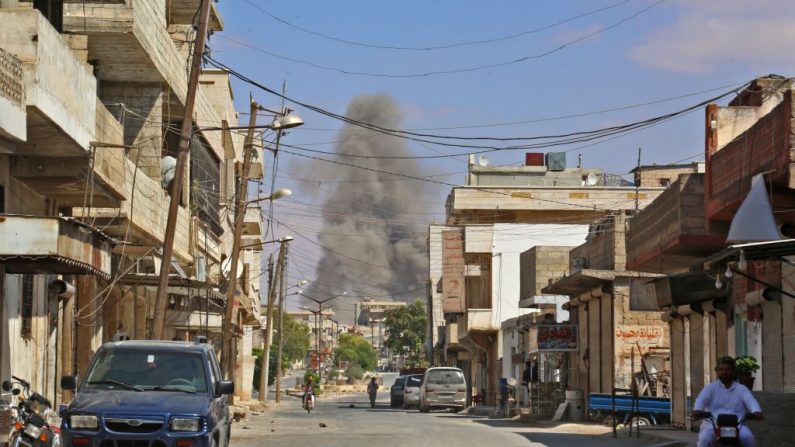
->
[[293, 95, 436, 310]]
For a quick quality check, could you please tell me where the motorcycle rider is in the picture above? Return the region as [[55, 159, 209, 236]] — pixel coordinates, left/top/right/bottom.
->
[[302, 377, 315, 409], [692, 356, 764, 447]]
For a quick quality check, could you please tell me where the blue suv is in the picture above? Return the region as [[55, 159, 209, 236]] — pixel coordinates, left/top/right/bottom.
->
[[60, 340, 234, 447]]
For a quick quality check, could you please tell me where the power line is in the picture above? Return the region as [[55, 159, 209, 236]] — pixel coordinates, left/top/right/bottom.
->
[[240, 0, 631, 51], [217, 0, 666, 78]]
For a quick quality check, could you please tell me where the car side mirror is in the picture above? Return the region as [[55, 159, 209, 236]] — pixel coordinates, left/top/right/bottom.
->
[[1, 380, 11, 392], [61, 376, 77, 391], [215, 381, 234, 396]]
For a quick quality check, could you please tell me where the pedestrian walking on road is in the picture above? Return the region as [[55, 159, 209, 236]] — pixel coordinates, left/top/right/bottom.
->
[[367, 377, 379, 408]]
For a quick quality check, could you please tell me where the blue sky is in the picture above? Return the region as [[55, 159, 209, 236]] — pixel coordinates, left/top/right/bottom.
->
[[212, 0, 795, 308]]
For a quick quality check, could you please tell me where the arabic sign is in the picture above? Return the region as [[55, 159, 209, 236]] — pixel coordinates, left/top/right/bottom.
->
[[536, 324, 578, 351], [615, 325, 666, 354]]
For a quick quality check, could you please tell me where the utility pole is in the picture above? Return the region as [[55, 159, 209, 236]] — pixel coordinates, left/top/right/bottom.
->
[[635, 147, 642, 213], [151, 0, 212, 340], [220, 99, 260, 378], [274, 258, 287, 402], [259, 241, 287, 402]]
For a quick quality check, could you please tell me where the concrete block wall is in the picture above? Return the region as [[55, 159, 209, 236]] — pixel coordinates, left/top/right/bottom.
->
[[520, 245, 570, 297], [746, 392, 795, 447], [100, 82, 163, 181]]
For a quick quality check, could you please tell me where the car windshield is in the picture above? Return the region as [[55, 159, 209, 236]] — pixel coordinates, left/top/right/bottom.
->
[[84, 349, 208, 393], [407, 376, 423, 387], [427, 370, 465, 385]]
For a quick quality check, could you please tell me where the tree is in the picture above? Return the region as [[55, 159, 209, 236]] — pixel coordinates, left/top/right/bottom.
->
[[274, 309, 311, 365], [334, 333, 377, 371], [253, 310, 311, 390], [383, 300, 427, 366]]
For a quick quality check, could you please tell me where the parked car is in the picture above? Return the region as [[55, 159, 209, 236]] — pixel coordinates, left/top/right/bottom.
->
[[390, 376, 407, 408], [60, 339, 235, 447], [402, 374, 423, 408], [419, 367, 467, 413]]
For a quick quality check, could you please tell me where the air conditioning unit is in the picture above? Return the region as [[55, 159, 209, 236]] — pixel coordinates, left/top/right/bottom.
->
[[545, 152, 566, 171]]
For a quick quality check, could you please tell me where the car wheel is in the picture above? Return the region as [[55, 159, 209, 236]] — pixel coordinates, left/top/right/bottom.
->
[[629, 416, 652, 427], [419, 402, 429, 413]]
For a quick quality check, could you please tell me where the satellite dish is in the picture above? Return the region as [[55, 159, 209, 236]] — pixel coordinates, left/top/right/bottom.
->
[[221, 257, 244, 279], [478, 155, 490, 167], [586, 172, 598, 186]]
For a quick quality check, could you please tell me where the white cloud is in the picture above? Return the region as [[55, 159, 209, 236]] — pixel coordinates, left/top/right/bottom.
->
[[630, 0, 795, 73]]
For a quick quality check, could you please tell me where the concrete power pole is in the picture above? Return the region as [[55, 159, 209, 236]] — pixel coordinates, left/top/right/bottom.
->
[[151, 0, 212, 340], [259, 240, 287, 402], [274, 257, 287, 402], [219, 99, 260, 378]]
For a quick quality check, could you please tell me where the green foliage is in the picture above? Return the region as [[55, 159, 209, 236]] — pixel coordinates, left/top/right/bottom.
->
[[383, 300, 427, 363], [345, 364, 365, 381], [735, 356, 760, 377], [274, 309, 311, 364], [334, 333, 377, 371], [252, 347, 277, 390]]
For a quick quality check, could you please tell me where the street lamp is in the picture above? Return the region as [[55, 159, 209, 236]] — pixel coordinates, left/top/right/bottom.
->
[[247, 188, 292, 204], [240, 235, 293, 250]]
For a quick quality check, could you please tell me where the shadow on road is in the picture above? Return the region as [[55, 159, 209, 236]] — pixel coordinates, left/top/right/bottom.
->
[[513, 431, 649, 446]]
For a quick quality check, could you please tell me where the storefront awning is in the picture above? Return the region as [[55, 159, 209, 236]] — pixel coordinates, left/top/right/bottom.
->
[[0, 215, 114, 278], [542, 269, 660, 296], [703, 239, 795, 267]]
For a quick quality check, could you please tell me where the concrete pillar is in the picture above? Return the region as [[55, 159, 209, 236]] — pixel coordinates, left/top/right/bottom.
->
[[60, 285, 74, 401], [587, 300, 601, 393], [670, 319, 687, 427], [689, 313, 705, 405], [600, 295, 613, 393], [99, 82, 163, 182], [715, 311, 729, 360], [75, 276, 101, 376], [761, 301, 783, 391], [578, 304, 589, 402]]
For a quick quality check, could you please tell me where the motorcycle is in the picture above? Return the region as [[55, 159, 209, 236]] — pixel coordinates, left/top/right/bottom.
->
[[2, 377, 59, 447], [302, 391, 315, 414], [695, 411, 756, 446]]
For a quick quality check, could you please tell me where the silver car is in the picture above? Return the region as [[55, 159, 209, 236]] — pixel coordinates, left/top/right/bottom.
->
[[402, 374, 423, 408], [418, 367, 467, 412]]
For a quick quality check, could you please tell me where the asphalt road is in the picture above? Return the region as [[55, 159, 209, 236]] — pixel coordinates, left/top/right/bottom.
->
[[232, 394, 661, 447]]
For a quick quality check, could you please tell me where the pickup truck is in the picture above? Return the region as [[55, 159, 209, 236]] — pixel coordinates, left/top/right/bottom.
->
[[588, 393, 671, 426], [59, 340, 234, 447]]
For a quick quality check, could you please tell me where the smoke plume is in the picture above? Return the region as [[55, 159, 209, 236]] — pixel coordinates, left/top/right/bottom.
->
[[294, 95, 435, 309]]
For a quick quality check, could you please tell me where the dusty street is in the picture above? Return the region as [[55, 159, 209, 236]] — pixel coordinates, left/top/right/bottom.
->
[[232, 394, 662, 447]]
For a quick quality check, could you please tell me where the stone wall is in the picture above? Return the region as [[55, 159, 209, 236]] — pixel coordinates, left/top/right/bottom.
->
[[746, 391, 795, 447]]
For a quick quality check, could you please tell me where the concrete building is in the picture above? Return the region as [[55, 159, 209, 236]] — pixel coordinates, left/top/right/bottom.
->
[[626, 76, 795, 442], [0, 0, 262, 404], [544, 213, 666, 416], [436, 154, 666, 406]]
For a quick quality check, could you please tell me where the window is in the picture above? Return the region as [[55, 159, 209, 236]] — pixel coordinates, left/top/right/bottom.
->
[[427, 369, 465, 385], [659, 178, 671, 187], [21, 274, 33, 339], [84, 349, 209, 393]]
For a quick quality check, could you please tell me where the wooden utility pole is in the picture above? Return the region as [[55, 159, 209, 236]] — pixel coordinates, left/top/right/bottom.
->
[[220, 99, 260, 378], [259, 241, 287, 402], [274, 257, 287, 402], [151, 0, 212, 340]]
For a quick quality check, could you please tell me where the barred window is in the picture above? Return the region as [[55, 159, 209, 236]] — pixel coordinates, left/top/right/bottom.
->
[[21, 274, 34, 338]]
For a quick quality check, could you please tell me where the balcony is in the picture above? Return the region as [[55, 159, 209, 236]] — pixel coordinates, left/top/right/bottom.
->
[[80, 157, 193, 263], [459, 308, 497, 334], [446, 185, 664, 225], [0, 9, 96, 154], [445, 322, 460, 348], [0, 47, 26, 143], [11, 100, 127, 207], [166, 0, 224, 31], [0, 215, 113, 278], [706, 91, 795, 222], [241, 207, 263, 249], [627, 173, 726, 273]]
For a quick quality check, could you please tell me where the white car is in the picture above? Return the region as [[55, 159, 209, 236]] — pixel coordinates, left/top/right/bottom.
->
[[418, 367, 467, 413], [402, 374, 423, 408]]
